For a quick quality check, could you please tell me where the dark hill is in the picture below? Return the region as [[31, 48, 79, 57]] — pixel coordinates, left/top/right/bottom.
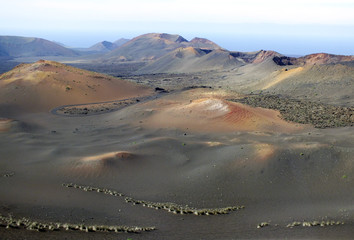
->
[[88, 41, 116, 52]]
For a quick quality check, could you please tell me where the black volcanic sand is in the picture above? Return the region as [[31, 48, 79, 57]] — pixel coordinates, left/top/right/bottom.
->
[[1, 90, 354, 239]]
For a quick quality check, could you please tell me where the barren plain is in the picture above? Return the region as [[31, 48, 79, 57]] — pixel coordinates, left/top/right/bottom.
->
[[1, 33, 354, 239]]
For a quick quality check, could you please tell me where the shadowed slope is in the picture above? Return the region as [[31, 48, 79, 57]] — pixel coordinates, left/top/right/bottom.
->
[[256, 64, 354, 106], [87, 41, 116, 52], [136, 48, 244, 74], [0, 36, 78, 57]]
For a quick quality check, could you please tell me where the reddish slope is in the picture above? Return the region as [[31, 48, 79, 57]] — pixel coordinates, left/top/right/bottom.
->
[[0, 60, 153, 113]]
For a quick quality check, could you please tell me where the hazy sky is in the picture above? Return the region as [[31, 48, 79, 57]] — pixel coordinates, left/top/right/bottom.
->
[[1, 0, 354, 55]]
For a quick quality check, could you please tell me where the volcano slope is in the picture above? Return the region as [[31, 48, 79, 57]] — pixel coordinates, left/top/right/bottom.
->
[[0, 60, 153, 114], [0, 65, 354, 239]]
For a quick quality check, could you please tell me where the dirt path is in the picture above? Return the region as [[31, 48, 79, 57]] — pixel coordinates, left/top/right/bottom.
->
[[50, 92, 165, 117]]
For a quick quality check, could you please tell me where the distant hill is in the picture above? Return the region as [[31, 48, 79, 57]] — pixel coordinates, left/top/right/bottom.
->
[[0, 36, 78, 57], [104, 33, 188, 62], [135, 48, 285, 74], [185, 37, 221, 50], [103, 33, 221, 63], [273, 53, 354, 66], [215, 53, 354, 106], [88, 41, 117, 52], [0, 60, 152, 113], [257, 63, 354, 106], [251, 50, 281, 64], [87, 38, 130, 53], [136, 47, 244, 74]]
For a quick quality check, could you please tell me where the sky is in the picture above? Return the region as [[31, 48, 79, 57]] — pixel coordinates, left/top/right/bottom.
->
[[1, 0, 354, 55]]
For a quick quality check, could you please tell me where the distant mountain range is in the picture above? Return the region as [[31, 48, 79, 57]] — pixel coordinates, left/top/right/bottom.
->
[[103, 33, 222, 62], [94, 33, 354, 74], [0, 36, 130, 58], [0, 33, 353, 75]]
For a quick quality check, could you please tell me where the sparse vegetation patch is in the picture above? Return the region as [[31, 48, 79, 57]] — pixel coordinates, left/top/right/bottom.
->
[[229, 94, 354, 128], [62, 183, 244, 216], [0, 214, 155, 233]]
